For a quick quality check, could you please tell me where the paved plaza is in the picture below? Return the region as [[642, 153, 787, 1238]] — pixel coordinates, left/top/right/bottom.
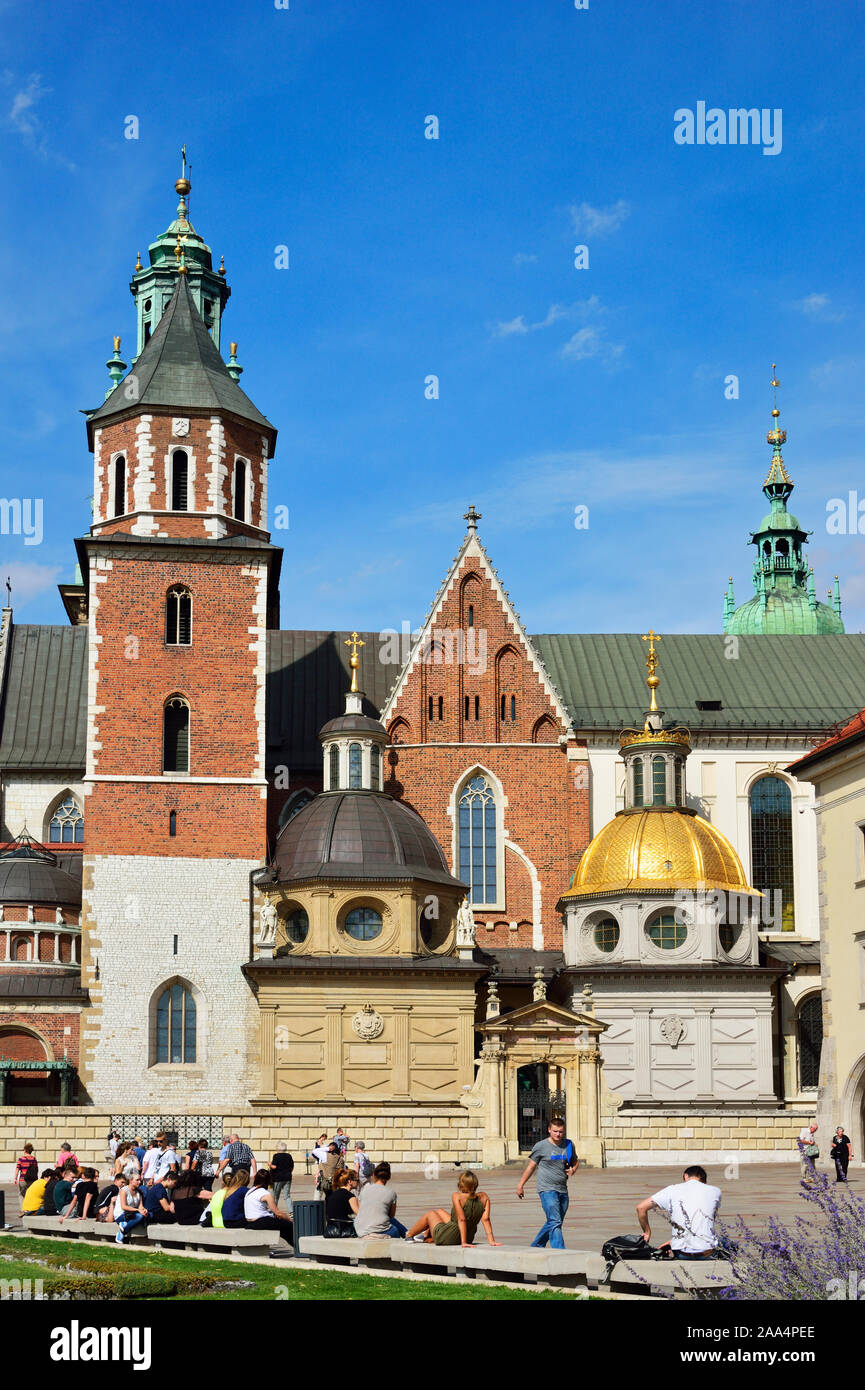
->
[[5, 1161, 857, 1252]]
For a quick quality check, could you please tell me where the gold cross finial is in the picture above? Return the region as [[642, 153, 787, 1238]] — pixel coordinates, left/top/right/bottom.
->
[[345, 631, 365, 692], [641, 629, 661, 712]]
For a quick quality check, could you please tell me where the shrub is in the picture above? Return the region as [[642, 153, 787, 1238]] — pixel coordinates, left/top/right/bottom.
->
[[719, 1165, 865, 1301]]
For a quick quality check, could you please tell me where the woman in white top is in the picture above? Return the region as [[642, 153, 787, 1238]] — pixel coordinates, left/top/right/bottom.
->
[[114, 1175, 146, 1244], [242, 1171, 294, 1245]]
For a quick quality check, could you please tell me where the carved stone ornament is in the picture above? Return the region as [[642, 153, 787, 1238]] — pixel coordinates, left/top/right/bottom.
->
[[172, 417, 190, 437], [659, 1014, 687, 1047], [258, 900, 278, 947], [352, 1002, 385, 1041]]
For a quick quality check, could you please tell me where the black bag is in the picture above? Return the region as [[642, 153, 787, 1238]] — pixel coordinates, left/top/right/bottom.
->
[[601, 1233, 658, 1265], [324, 1218, 356, 1239]]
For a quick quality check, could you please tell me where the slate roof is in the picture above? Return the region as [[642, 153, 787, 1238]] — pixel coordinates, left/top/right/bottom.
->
[[0, 625, 87, 769], [272, 789, 466, 888], [86, 276, 275, 447], [0, 972, 88, 1000], [266, 630, 400, 771], [533, 634, 865, 734]]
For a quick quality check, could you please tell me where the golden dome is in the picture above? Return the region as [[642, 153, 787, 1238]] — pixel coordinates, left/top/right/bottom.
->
[[560, 808, 756, 901]]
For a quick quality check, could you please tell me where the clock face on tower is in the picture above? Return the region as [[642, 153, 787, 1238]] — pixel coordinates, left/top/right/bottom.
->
[[172, 417, 190, 437]]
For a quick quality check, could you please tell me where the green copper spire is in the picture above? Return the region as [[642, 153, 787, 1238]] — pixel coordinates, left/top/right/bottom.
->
[[105, 335, 126, 397], [128, 147, 230, 359], [724, 366, 844, 635]]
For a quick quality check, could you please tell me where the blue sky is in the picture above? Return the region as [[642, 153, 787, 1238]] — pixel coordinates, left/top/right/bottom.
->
[[1, 0, 863, 635]]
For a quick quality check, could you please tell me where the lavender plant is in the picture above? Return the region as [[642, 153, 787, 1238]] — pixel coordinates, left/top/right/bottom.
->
[[717, 1154, 865, 1301]]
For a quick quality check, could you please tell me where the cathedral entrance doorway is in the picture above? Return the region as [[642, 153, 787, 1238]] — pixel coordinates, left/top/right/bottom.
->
[[516, 1062, 567, 1152]]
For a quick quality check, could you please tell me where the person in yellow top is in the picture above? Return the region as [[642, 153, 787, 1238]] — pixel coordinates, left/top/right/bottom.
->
[[21, 1170, 52, 1214]]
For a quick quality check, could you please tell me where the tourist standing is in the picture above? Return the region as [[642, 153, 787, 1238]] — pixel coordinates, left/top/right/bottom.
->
[[830, 1126, 853, 1183], [354, 1161, 407, 1239], [798, 1122, 819, 1181], [353, 1141, 373, 1187], [270, 1142, 294, 1211], [636, 1165, 722, 1258], [56, 1141, 78, 1170], [15, 1143, 38, 1200], [141, 1140, 160, 1185], [218, 1133, 257, 1179], [153, 1134, 180, 1183], [516, 1117, 579, 1249]]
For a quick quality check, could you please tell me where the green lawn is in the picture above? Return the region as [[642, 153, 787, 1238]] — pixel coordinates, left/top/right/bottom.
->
[[0, 1235, 586, 1301]]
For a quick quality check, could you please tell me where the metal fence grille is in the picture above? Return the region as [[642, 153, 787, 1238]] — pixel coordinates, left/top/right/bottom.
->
[[109, 1115, 225, 1149]]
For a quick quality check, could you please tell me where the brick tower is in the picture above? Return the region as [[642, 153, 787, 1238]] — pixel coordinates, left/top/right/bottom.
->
[[76, 164, 280, 1110]]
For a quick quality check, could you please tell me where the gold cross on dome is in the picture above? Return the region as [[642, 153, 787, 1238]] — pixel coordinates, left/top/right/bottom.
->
[[345, 631, 365, 692]]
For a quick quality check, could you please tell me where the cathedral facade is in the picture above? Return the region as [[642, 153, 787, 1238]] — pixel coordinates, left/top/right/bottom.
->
[[1, 170, 862, 1166]]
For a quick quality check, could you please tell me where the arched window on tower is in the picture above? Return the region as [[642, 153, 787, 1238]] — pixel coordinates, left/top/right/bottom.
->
[[171, 450, 189, 511], [632, 758, 644, 807], [370, 744, 381, 791], [233, 459, 247, 522], [797, 994, 823, 1090], [329, 745, 340, 790], [163, 696, 190, 773], [349, 743, 362, 789], [165, 586, 192, 646], [155, 981, 196, 1064], [49, 794, 84, 844], [458, 774, 498, 906], [113, 456, 126, 518], [652, 756, 667, 806], [750, 775, 795, 929]]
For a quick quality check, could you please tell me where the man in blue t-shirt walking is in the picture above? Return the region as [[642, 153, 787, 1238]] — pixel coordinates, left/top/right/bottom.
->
[[516, 1117, 579, 1249]]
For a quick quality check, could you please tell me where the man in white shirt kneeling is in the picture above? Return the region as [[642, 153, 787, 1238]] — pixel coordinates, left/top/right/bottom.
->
[[636, 1165, 722, 1259]]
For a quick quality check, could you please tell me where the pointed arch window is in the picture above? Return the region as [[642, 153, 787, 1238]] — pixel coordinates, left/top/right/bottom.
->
[[750, 775, 795, 930], [329, 745, 340, 790], [49, 795, 84, 844], [349, 743, 362, 789], [233, 458, 247, 522], [165, 586, 192, 645], [163, 696, 190, 773], [370, 744, 381, 791], [156, 981, 196, 1063], [113, 456, 126, 518], [171, 450, 189, 511], [797, 994, 822, 1090], [458, 774, 498, 905]]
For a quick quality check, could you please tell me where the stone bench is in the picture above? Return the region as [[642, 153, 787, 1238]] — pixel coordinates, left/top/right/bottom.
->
[[609, 1258, 740, 1298], [22, 1215, 284, 1257], [297, 1237, 609, 1289]]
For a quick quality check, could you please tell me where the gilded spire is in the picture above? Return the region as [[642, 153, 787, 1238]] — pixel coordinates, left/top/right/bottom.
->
[[175, 143, 191, 221], [641, 629, 661, 714], [764, 363, 792, 488], [345, 631, 366, 692]]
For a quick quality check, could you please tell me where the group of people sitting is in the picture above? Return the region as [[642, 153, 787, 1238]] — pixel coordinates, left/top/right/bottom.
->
[[16, 1132, 295, 1247], [322, 1161, 499, 1248]]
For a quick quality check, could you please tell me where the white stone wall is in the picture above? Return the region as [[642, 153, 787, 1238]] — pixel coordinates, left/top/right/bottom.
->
[[1, 775, 85, 842], [82, 854, 259, 1110]]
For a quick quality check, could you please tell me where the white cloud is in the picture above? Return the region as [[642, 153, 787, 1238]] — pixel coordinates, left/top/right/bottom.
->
[[569, 199, 630, 237], [493, 296, 604, 339], [561, 325, 623, 365], [5, 72, 75, 170], [4, 561, 63, 608], [792, 293, 845, 323]]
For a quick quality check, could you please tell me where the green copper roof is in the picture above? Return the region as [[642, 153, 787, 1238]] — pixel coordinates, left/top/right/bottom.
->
[[725, 591, 843, 635], [86, 275, 275, 449]]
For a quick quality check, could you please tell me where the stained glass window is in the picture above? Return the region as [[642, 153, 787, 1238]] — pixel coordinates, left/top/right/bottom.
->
[[370, 744, 381, 791], [49, 795, 84, 844], [750, 776, 795, 930], [632, 758, 643, 807], [156, 982, 196, 1063], [458, 775, 498, 905], [593, 918, 619, 953], [285, 908, 309, 944], [345, 907, 382, 941], [349, 743, 362, 789], [329, 745, 340, 789]]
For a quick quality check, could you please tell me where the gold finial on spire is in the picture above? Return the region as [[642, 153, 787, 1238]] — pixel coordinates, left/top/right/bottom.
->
[[113, 335, 121, 352], [135, 251, 142, 272], [345, 631, 366, 692], [641, 629, 661, 713], [218, 254, 226, 278], [175, 142, 191, 198]]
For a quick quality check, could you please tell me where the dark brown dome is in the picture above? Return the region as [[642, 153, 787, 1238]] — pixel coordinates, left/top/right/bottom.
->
[[318, 712, 387, 738], [272, 792, 466, 888], [0, 842, 81, 907]]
